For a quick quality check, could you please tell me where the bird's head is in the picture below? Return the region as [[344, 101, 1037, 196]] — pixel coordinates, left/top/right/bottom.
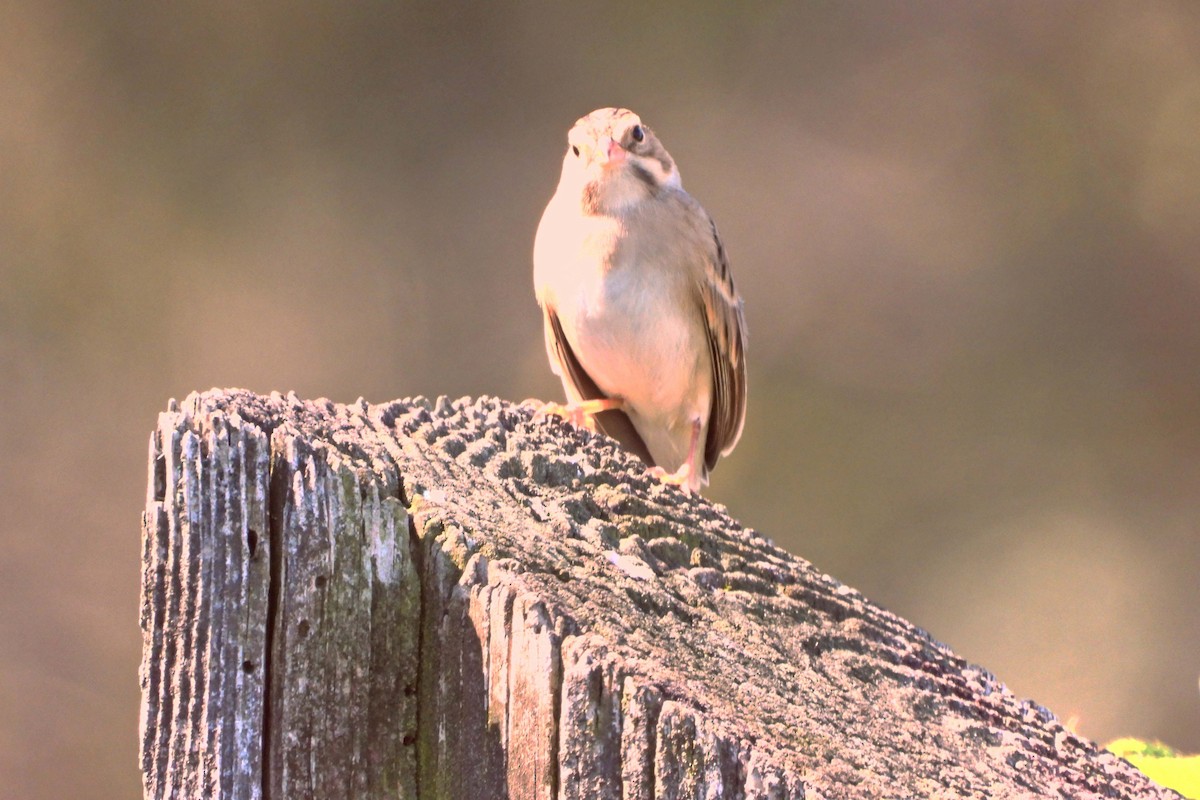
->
[[559, 107, 681, 213]]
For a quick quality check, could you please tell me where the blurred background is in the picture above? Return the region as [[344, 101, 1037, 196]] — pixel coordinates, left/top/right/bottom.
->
[[2, 1, 1198, 796]]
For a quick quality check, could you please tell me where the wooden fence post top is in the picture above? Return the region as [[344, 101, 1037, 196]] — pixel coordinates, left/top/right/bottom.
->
[[139, 388, 1176, 799]]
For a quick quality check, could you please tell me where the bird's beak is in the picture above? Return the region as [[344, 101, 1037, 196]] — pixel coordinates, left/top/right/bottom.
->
[[601, 138, 626, 167]]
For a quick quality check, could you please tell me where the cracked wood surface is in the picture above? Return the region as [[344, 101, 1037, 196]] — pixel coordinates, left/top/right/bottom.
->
[[139, 388, 1177, 799]]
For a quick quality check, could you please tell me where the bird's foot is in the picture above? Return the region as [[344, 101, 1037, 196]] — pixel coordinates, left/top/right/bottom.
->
[[647, 463, 697, 495], [534, 397, 624, 432]]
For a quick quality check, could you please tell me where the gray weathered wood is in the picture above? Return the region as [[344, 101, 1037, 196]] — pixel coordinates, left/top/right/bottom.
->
[[139, 388, 1179, 799]]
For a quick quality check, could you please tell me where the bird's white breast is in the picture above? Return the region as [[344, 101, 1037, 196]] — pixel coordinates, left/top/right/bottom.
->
[[534, 196, 708, 429]]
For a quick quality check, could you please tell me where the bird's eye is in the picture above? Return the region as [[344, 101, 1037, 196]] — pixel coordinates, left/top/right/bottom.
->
[[630, 125, 645, 143], [571, 145, 580, 157]]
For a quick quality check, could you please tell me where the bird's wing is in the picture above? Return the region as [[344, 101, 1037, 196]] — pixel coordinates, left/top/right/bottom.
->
[[542, 304, 657, 468], [695, 214, 748, 472]]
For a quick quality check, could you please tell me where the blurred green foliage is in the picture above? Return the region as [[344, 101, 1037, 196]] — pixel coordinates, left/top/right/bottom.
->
[[1108, 738, 1200, 798]]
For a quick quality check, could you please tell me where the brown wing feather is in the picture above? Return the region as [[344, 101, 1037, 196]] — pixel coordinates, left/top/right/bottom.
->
[[698, 216, 748, 473], [543, 306, 657, 468]]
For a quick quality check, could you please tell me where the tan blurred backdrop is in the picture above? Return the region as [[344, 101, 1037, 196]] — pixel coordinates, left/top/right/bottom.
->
[[3, 2, 1199, 796]]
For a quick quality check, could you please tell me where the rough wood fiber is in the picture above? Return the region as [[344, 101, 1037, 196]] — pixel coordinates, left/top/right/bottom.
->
[[139, 389, 1179, 799], [140, 401, 271, 799]]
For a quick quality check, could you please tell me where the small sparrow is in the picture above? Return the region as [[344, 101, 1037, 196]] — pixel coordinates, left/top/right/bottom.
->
[[533, 107, 747, 493]]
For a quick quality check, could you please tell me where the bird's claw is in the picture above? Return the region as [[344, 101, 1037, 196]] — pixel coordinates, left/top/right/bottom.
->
[[535, 401, 597, 431], [533, 398, 624, 432], [648, 463, 696, 494]]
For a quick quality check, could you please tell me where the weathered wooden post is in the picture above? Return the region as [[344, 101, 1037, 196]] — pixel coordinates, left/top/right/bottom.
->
[[139, 389, 1176, 799]]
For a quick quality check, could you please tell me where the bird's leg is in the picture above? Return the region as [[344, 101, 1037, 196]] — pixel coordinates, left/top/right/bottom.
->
[[535, 396, 624, 432], [649, 418, 702, 494]]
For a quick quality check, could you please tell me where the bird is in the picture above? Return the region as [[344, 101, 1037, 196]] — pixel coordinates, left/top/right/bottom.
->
[[533, 107, 747, 493]]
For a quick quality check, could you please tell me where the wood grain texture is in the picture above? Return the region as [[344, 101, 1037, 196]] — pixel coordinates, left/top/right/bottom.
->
[[139, 389, 1179, 799]]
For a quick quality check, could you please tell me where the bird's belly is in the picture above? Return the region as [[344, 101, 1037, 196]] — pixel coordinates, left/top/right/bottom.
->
[[568, 283, 704, 425]]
